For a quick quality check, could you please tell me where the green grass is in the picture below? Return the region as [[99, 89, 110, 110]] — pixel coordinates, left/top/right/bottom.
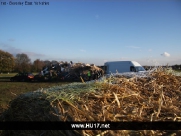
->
[[174, 69, 181, 72], [0, 72, 38, 77], [0, 73, 17, 77], [0, 78, 69, 115]]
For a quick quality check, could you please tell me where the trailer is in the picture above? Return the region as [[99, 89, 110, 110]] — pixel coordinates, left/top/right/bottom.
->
[[104, 61, 145, 74]]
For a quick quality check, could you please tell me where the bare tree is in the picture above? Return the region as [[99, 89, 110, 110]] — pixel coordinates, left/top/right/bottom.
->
[[14, 53, 31, 72], [32, 59, 45, 72]]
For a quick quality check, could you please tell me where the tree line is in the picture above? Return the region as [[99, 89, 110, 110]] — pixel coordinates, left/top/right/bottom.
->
[[0, 49, 181, 73], [0, 49, 59, 73]]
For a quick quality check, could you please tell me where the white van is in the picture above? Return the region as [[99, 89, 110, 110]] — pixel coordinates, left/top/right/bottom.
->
[[104, 61, 145, 74]]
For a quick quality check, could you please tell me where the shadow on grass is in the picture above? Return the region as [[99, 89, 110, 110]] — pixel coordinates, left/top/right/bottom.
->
[[0, 77, 81, 83]]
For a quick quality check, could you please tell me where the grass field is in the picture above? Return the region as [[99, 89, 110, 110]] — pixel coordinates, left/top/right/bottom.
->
[[0, 73, 39, 77], [174, 69, 181, 72], [0, 73, 69, 115], [0, 73, 16, 77]]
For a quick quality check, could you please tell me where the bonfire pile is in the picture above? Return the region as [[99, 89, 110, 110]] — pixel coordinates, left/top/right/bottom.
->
[[1, 68, 181, 136], [38, 62, 104, 81]]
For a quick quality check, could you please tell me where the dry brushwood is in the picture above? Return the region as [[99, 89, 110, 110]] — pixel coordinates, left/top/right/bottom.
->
[[1, 68, 181, 136]]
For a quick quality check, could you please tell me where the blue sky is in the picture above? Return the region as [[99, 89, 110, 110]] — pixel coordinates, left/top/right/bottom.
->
[[0, 0, 181, 66]]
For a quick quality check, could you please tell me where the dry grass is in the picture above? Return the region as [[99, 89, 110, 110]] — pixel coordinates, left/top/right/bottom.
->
[[1, 68, 181, 135]]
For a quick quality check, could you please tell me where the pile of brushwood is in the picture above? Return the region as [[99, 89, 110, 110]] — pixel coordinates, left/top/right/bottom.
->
[[35, 62, 104, 81], [1, 68, 181, 136]]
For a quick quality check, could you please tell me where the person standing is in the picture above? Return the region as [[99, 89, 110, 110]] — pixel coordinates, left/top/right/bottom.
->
[[87, 70, 91, 81]]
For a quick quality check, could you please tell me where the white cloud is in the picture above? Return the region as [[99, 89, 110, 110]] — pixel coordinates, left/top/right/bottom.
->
[[148, 49, 152, 52], [79, 49, 86, 52], [0, 43, 22, 55], [126, 46, 140, 49], [161, 52, 170, 57], [0, 43, 46, 61]]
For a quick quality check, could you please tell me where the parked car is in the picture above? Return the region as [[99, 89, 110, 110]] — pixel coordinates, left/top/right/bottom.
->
[[10, 73, 34, 82]]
